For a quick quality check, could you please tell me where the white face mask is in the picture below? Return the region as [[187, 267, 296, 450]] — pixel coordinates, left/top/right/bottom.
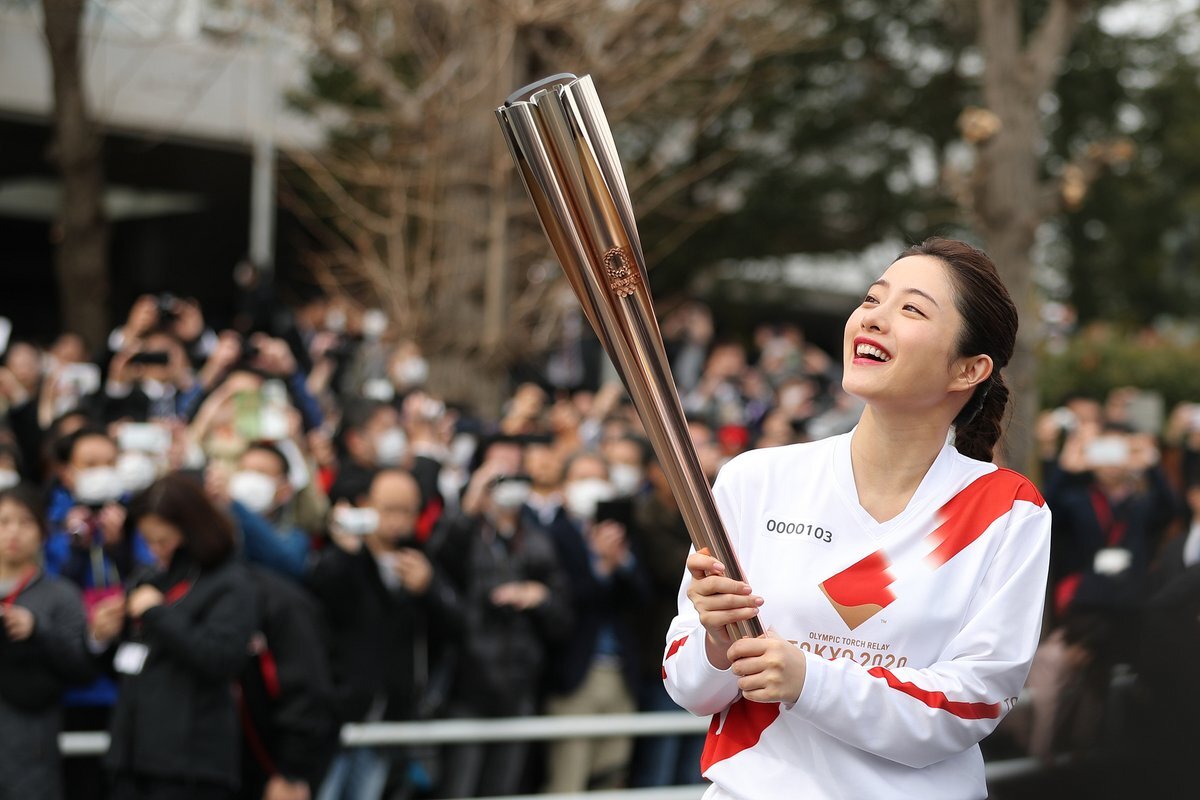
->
[[490, 479, 532, 511], [117, 452, 159, 494], [0, 468, 19, 492], [392, 357, 429, 388], [448, 433, 477, 469], [564, 478, 615, 521], [374, 427, 408, 467], [609, 464, 644, 497], [362, 309, 389, 340], [228, 470, 279, 515], [74, 466, 124, 506]]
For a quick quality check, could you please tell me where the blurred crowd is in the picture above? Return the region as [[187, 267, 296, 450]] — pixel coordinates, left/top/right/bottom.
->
[[0, 294, 857, 800], [4, 289, 1199, 800]]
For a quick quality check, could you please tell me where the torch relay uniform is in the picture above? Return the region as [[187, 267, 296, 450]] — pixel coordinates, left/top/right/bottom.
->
[[663, 431, 1051, 800]]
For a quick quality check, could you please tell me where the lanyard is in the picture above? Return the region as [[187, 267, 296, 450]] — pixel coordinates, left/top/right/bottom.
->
[[164, 577, 194, 605], [1089, 489, 1128, 548], [2, 567, 36, 610]]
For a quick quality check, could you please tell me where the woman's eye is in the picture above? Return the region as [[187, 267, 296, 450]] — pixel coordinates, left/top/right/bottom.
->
[[904, 304, 925, 316], [863, 294, 878, 305]]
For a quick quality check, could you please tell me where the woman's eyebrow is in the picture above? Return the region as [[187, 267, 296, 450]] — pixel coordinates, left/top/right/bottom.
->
[[869, 278, 941, 309]]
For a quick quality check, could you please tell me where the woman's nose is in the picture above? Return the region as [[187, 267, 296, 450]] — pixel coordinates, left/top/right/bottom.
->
[[860, 306, 886, 332]]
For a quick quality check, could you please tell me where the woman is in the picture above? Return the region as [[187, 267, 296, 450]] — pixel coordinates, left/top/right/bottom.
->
[[663, 238, 1052, 800], [91, 472, 256, 800], [0, 484, 95, 800]]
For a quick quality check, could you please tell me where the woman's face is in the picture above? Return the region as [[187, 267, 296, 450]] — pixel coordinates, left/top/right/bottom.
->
[[842, 255, 981, 413], [0, 499, 42, 567], [137, 513, 185, 570]]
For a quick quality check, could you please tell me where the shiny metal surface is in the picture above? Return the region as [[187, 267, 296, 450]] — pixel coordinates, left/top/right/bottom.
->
[[497, 74, 763, 640]]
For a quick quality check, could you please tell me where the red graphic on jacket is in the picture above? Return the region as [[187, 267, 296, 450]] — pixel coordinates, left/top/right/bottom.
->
[[662, 634, 689, 679], [701, 696, 781, 772], [819, 470, 1044, 630]]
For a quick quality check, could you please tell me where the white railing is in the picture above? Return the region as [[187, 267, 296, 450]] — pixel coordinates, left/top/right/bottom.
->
[[60, 709, 1048, 796]]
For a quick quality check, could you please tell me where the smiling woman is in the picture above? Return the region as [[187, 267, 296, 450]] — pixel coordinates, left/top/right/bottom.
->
[[663, 238, 1051, 800]]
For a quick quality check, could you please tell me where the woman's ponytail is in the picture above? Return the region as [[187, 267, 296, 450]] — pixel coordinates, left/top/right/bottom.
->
[[953, 374, 1010, 463]]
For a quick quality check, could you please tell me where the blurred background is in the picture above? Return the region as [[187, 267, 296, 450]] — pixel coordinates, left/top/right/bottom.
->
[[2, 1, 1200, 799]]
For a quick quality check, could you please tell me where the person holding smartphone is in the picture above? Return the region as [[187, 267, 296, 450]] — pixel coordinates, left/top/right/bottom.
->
[[665, 239, 1052, 800]]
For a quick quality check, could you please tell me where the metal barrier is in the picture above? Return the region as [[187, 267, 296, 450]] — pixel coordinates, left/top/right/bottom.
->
[[60, 709, 1048, 793]]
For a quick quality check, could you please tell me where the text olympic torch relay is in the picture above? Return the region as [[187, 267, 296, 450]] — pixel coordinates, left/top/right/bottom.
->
[[495, 73, 763, 643]]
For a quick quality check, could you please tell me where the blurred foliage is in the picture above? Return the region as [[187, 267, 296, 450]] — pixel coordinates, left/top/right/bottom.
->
[[1053, 11, 1200, 325], [643, 0, 1200, 330], [1039, 324, 1200, 409]]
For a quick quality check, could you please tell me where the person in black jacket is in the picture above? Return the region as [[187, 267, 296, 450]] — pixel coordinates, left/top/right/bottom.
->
[[308, 468, 464, 800], [0, 483, 96, 800], [89, 472, 257, 800], [430, 472, 572, 798], [238, 566, 339, 800], [538, 451, 652, 793]]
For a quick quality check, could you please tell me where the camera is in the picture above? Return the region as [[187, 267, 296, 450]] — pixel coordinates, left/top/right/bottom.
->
[[157, 293, 179, 323], [332, 506, 379, 536]]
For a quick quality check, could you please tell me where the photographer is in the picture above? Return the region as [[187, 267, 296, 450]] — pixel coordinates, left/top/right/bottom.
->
[[430, 471, 572, 798], [1045, 423, 1181, 639], [90, 472, 257, 800], [307, 469, 464, 800], [0, 484, 96, 800], [109, 294, 216, 372], [45, 427, 154, 595]]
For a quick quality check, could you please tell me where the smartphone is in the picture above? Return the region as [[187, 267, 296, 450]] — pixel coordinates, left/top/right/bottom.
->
[[128, 350, 171, 366], [118, 422, 172, 455], [233, 390, 262, 441], [333, 506, 380, 536], [58, 362, 101, 397], [595, 498, 633, 529], [1086, 436, 1130, 468]]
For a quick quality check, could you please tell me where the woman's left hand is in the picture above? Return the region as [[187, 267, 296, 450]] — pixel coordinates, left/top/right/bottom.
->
[[728, 629, 807, 705], [1, 605, 35, 641], [127, 585, 165, 619]]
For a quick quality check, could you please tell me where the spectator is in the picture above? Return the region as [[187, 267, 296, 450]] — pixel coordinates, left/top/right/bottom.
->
[[432, 471, 572, 798], [238, 566, 339, 800], [0, 483, 96, 800], [225, 441, 313, 580], [92, 472, 257, 800], [44, 427, 152, 593], [308, 469, 464, 800], [627, 452, 704, 788], [540, 451, 651, 793]]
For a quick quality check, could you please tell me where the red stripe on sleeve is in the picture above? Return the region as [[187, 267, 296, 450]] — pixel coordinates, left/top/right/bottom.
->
[[867, 666, 1001, 720], [925, 469, 1045, 569]]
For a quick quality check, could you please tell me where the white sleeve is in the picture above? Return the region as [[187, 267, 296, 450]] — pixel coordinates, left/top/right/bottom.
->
[[662, 459, 746, 716], [786, 501, 1051, 768]]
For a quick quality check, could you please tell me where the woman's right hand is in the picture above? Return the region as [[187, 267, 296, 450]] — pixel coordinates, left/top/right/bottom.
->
[[685, 549, 763, 669], [89, 595, 126, 645]]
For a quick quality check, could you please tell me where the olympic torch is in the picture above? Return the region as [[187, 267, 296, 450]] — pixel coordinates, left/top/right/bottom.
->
[[496, 73, 763, 641]]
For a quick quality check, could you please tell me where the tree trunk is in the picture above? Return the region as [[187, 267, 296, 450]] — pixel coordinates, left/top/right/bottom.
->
[[42, 0, 109, 350], [975, 0, 1084, 472]]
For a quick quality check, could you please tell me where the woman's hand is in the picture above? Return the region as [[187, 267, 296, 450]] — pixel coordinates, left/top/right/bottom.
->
[[127, 585, 164, 619], [89, 595, 126, 644], [728, 629, 807, 705], [685, 549, 763, 669], [1, 605, 35, 641]]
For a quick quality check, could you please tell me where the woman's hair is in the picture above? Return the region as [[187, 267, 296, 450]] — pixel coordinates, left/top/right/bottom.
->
[[129, 472, 236, 569], [896, 237, 1018, 462], [0, 483, 48, 540]]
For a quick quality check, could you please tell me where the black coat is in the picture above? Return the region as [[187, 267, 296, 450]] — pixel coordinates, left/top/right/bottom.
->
[[0, 569, 95, 711], [535, 508, 652, 696], [306, 541, 464, 723], [105, 557, 257, 789], [0, 569, 95, 800], [239, 567, 338, 796], [433, 513, 573, 715]]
